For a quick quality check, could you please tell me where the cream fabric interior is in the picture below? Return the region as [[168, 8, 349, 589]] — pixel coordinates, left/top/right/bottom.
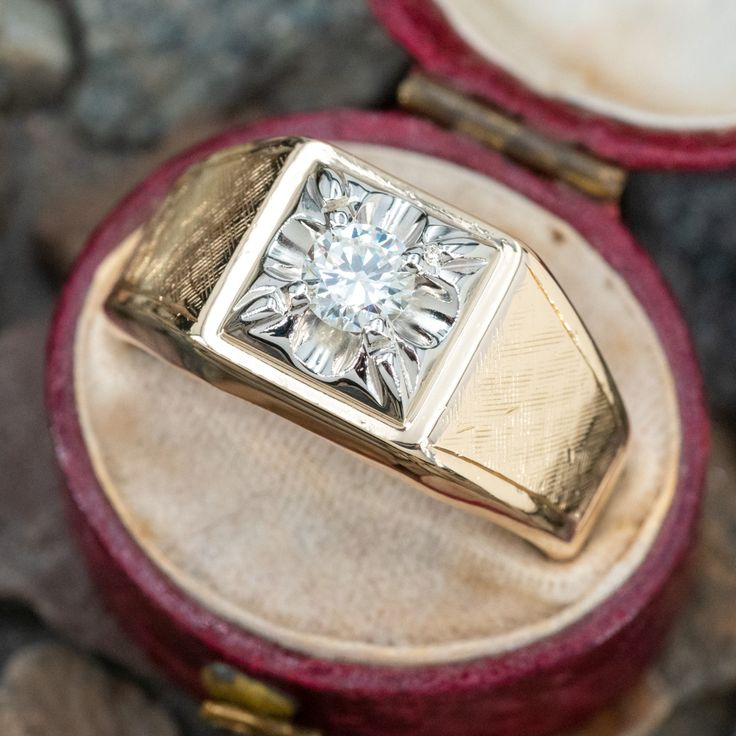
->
[[433, 0, 736, 130], [75, 144, 681, 666]]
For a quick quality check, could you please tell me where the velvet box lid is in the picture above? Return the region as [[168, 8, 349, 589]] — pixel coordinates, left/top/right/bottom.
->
[[372, 0, 736, 169], [46, 3, 717, 736]]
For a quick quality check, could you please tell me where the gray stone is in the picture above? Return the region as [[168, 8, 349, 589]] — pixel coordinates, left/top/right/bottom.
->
[[653, 694, 736, 736], [69, 0, 408, 146], [0, 643, 178, 736], [0, 0, 74, 108], [655, 425, 736, 699], [27, 114, 226, 278], [0, 123, 15, 227], [0, 320, 151, 676], [0, 122, 59, 330], [623, 171, 736, 420]]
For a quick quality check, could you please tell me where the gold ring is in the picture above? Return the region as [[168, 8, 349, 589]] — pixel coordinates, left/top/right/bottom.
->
[[105, 137, 628, 559]]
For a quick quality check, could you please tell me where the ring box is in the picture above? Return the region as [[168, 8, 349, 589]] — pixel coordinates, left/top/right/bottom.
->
[[47, 3, 717, 735]]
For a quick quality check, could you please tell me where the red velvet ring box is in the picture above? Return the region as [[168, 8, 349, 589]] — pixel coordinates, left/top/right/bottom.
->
[[47, 3, 717, 735]]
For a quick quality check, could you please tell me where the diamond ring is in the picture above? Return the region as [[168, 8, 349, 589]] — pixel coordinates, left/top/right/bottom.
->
[[105, 137, 628, 559]]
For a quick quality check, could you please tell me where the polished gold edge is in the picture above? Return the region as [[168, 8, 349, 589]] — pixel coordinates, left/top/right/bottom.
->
[[105, 137, 629, 559]]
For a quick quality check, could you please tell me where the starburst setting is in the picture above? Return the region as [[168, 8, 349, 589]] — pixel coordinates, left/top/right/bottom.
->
[[227, 166, 496, 420]]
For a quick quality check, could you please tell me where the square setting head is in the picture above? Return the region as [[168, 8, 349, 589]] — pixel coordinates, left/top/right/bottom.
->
[[200, 141, 523, 432]]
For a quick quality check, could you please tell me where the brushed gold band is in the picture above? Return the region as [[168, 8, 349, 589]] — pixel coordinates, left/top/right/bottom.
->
[[106, 137, 628, 559]]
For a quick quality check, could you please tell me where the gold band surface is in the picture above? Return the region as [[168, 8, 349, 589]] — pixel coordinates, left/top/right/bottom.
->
[[106, 137, 628, 559]]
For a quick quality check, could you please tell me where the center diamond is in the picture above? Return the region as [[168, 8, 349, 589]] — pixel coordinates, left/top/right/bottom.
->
[[301, 222, 416, 333], [232, 162, 495, 416]]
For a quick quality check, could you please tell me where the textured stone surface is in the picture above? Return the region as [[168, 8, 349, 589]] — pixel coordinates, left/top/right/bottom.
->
[[0, 321, 149, 674], [0, 123, 15, 227], [69, 0, 407, 146], [655, 425, 736, 698], [0, 0, 74, 108], [0, 121, 57, 330], [28, 115, 226, 278], [654, 696, 736, 736], [0, 644, 178, 736], [622, 170, 736, 420]]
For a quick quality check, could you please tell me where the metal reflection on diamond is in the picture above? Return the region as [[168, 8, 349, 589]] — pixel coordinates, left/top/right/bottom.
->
[[231, 166, 496, 418]]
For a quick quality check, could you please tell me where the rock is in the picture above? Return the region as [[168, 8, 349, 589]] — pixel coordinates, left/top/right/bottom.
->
[[623, 171, 736, 420], [655, 424, 736, 699], [0, 320, 151, 676], [0, 122, 59, 330], [0, 604, 51, 669], [27, 114, 226, 278], [0, 643, 178, 736], [0, 0, 74, 108], [0, 123, 16, 227], [653, 694, 736, 736], [69, 0, 407, 146]]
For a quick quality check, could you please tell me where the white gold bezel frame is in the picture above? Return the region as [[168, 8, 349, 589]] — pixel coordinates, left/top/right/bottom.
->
[[195, 141, 524, 446]]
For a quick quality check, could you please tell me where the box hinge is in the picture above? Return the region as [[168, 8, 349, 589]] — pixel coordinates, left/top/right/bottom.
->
[[398, 71, 626, 201], [200, 663, 321, 736]]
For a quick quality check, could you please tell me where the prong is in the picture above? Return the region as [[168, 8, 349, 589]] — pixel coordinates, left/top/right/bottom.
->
[[404, 252, 422, 272], [367, 317, 387, 337], [288, 280, 309, 309], [363, 318, 390, 356], [239, 294, 281, 323], [322, 196, 351, 211], [327, 208, 351, 227], [421, 243, 442, 267], [317, 168, 347, 202]]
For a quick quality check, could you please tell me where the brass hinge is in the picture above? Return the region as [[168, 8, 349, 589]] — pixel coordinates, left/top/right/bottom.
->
[[398, 71, 626, 201], [200, 663, 321, 736]]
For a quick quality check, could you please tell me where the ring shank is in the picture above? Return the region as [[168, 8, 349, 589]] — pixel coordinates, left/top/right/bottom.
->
[[117, 138, 300, 328], [431, 255, 628, 556]]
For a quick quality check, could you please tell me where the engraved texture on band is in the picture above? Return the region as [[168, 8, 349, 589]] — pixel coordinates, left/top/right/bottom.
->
[[435, 267, 626, 532], [118, 139, 298, 324]]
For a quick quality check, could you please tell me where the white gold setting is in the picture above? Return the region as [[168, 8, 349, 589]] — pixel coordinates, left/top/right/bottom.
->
[[227, 165, 497, 419]]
